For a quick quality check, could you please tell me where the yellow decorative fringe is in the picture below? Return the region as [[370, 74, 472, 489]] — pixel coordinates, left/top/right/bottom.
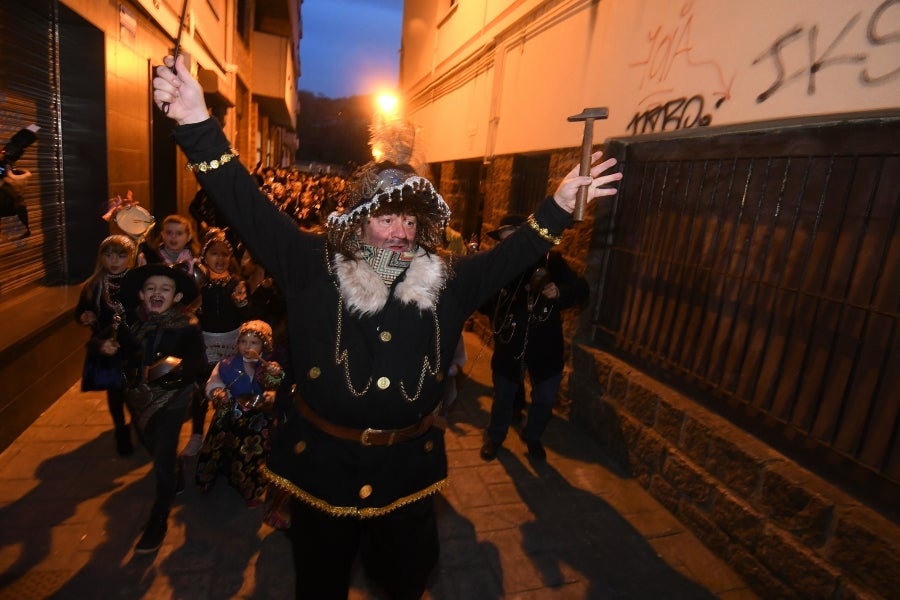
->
[[261, 465, 449, 519]]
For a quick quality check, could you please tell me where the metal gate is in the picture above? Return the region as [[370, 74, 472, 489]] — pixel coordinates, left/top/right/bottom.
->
[[592, 112, 900, 492], [0, 0, 65, 297]]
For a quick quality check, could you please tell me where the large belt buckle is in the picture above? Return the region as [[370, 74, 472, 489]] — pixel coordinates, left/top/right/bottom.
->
[[361, 428, 384, 446], [359, 427, 397, 446]]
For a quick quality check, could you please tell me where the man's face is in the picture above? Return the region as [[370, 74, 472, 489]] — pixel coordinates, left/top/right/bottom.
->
[[359, 213, 417, 253], [139, 274, 183, 314]]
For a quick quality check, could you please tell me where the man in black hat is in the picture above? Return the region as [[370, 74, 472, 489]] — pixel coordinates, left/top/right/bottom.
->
[[153, 54, 622, 598], [479, 215, 589, 462], [115, 263, 205, 554]]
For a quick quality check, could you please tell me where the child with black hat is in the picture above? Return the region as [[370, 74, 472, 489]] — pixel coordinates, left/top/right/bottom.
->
[[117, 263, 205, 555]]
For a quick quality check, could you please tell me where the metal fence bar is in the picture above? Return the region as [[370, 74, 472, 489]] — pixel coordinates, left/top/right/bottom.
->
[[669, 161, 720, 374], [655, 162, 697, 367], [745, 157, 810, 411], [789, 157, 858, 432], [733, 158, 793, 404]]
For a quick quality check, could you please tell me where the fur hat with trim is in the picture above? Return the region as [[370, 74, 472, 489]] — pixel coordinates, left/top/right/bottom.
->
[[120, 263, 199, 310], [327, 161, 451, 255]]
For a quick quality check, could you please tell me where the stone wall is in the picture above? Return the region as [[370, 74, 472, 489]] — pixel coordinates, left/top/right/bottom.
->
[[569, 344, 900, 600]]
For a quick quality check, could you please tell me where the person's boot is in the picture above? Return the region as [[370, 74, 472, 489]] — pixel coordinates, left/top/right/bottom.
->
[[134, 513, 167, 554], [115, 426, 134, 456], [480, 440, 499, 461], [526, 440, 546, 461]]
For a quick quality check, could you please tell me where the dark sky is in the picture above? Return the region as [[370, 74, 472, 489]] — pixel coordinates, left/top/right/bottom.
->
[[299, 0, 405, 98]]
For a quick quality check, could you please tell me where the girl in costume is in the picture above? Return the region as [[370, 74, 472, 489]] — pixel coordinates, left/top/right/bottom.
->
[[180, 227, 250, 456], [138, 213, 200, 274], [74, 235, 137, 455], [195, 320, 284, 508]]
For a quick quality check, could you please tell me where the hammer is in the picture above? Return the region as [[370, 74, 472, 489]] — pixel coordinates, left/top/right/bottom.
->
[[567, 107, 609, 221]]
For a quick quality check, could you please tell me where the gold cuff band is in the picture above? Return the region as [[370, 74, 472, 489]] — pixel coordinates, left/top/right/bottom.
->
[[527, 213, 562, 245], [186, 149, 239, 173]]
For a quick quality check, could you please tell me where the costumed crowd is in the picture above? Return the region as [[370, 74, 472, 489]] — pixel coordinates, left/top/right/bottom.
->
[[73, 52, 623, 599]]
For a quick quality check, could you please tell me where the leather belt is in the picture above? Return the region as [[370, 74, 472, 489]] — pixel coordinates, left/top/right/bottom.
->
[[294, 395, 435, 446]]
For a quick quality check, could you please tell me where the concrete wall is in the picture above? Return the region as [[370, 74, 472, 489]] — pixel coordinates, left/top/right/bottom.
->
[[402, 0, 900, 164]]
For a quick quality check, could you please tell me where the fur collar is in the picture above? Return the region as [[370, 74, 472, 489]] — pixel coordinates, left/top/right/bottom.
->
[[333, 248, 446, 316]]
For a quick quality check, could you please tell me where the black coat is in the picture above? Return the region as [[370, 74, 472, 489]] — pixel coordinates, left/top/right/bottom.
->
[[482, 250, 588, 383], [173, 119, 574, 517], [118, 309, 206, 392]]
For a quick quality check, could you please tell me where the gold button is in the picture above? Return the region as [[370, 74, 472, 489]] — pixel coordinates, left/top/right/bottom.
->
[[359, 484, 373, 499], [424, 440, 434, 452], [379, 331, 392, 342], [376, 376, 390, 389], [294, 441, 307, 454], [308, 366, 321, 379], [435, 372, 444, 382]]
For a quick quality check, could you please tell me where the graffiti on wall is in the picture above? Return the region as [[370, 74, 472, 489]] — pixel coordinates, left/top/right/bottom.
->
[[627, 94, 713, 135], [627, 1, 734, 135], [625, 0, 898, 135], [752, 0, 900, 103]]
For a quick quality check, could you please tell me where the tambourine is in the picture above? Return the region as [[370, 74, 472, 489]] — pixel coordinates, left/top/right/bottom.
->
[[113, 204, 155, 239], [235, 393, 265, 410]]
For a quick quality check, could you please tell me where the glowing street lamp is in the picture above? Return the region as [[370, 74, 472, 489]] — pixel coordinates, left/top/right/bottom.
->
[[371, 91, 412, 163], [376, 93, 399, 118]]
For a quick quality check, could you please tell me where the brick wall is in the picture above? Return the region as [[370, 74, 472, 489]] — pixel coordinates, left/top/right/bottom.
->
[[570, 344, 900, 600]]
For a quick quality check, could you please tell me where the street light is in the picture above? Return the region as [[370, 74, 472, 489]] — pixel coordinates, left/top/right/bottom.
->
[[371, 91, 412, 164], [375, 93, 399, 118]]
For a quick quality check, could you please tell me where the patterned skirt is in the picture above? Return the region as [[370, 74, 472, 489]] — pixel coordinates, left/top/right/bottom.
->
[[195, 405, 276, 505]]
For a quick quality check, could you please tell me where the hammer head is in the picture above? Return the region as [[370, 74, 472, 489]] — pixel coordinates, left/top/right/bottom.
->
[[568, 107, 609, 122]]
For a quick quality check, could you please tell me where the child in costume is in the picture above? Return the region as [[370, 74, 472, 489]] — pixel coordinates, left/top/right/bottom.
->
[[195, 320, 284, 509], [74, 234, 137, 455], [116, 263, 204, 555], [181, 227, 250, 457], [137, 213, 200, 274]]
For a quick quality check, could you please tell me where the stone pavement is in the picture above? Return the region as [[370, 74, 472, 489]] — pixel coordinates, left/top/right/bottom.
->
[[0, 331, 758, 599]]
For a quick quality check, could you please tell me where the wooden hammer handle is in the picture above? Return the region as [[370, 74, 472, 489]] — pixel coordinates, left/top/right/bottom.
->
[[574, 118, 594, 221]]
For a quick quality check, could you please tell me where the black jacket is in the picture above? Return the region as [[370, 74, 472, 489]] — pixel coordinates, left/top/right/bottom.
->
[[119, 310, 206, 390], [172, 119, 574, 517], [482, 250, 588, 382]]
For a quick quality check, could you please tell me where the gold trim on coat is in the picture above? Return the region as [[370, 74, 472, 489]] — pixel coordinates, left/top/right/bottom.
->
[[261, 465, 449, 519]]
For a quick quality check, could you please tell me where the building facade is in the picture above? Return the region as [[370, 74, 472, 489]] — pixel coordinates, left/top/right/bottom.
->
[[0, 0, 300, 452], [0, 0, 300, 294]]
